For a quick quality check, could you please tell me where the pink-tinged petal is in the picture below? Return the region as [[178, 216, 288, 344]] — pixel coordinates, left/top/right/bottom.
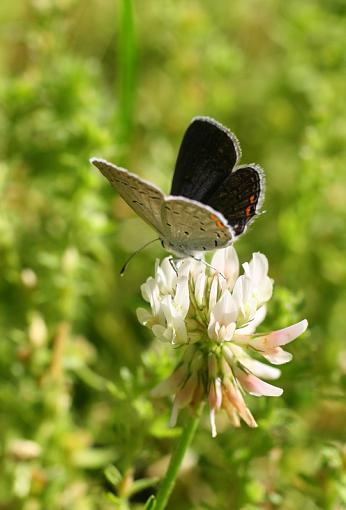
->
[[170, 368, 202, 426], [232, 333, 251, 345], [174, 373, 198, 408], [223, 378, 257, 427], [222, 345, 235, 366], [248, 319, 308, 351], [236, 369, 283, 397], [239, 358, 281, 380], [209, 409, 217, 438], [151, 364, 187, 397], [208, 377, 223, 411], [222, 399, 241, 427], [262, 347, 293, 365], [269, 319, 308, 346], [242, 407, 258, 428], [215, 378, 223, 409], [190, 375, 204, 407], [220, 355, 233, 378]]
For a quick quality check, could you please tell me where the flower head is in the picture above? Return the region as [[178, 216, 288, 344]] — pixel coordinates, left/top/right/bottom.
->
[[138, 247, 308, 436]]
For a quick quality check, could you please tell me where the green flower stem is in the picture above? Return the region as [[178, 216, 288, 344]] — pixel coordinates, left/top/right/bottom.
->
[[154, 404, 204, 510]]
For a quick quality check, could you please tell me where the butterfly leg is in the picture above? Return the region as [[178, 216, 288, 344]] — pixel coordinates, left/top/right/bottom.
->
[[192, 257, 226, 280], [168, 256, 179, 276]]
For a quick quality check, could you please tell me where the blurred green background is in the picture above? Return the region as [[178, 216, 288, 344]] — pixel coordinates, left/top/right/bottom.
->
[[0, 1, 345, 509]]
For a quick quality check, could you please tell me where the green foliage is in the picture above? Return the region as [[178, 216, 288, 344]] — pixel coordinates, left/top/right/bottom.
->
[[0, 1, 345, 508]]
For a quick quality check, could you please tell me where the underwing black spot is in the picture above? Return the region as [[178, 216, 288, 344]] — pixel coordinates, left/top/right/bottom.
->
[[200, 227, 206, 232], [184, 231, 189, 235], [216, 233, 221, 238], [166, 223, 171, 227], [202, 246, 206, 250], [214, 240, 218, 247], [173, 211, 179, 215]]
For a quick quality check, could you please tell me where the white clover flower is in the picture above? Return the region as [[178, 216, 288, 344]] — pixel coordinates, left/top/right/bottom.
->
[[138, 246, 308, 437]]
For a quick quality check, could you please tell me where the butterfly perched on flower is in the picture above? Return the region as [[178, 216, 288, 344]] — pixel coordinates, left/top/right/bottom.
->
[[91, 116, 264, 258]]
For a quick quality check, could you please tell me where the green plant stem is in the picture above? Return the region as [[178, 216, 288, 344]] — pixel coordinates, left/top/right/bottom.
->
[[154, 405, 204, 510], [117, 0, 136, 162]]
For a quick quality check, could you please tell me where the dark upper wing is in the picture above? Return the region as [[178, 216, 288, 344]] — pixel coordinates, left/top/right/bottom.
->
[[170, 117, 241, 202], [205, 164, 265, 236]]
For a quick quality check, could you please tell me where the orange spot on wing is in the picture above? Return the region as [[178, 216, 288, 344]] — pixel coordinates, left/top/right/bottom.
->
[[245, 195, 257, 217], [209, 214, 225, 229]]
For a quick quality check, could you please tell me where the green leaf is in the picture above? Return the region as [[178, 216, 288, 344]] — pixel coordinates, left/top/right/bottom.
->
[[127, 476, 159, 497], [144, 495, 156, 510], [105, 465, 123, 488]]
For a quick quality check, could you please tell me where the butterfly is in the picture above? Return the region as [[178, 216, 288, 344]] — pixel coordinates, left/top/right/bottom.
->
[[90, 116, 265, 258]]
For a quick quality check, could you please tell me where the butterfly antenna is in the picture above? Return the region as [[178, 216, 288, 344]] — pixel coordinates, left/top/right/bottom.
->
[[120, 238, 160, 276]]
